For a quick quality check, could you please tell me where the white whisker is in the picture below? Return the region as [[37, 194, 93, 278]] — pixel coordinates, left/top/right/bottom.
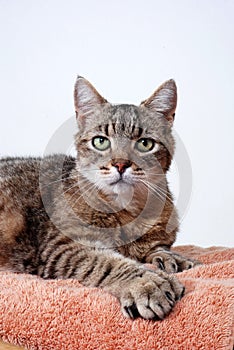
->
[[139, 179, 173, 205]]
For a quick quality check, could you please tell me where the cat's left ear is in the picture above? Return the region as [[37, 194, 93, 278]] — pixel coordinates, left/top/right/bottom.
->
[[74, 76, 108, 125], [140, 79, 177, 127]]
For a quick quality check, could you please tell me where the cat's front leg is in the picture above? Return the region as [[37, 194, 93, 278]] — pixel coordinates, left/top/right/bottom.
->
[[41, 240, 184, 320], [145, 247, 201, 273]]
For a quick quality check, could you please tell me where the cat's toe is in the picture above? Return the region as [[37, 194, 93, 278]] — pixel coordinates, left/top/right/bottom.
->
[[146, 251, 178, 273], [178, 257, 202, 271], [146, 249, 202, 273]]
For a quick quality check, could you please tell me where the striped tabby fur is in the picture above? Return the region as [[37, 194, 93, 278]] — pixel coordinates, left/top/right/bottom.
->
[[0, 77, 198, 320]]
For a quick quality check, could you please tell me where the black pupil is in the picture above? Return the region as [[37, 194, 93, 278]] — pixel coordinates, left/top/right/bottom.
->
[[99, 137, 105, 144], [142, 139, 149, 147]]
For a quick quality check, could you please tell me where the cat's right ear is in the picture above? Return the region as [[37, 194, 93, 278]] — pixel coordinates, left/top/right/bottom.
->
[[74, 76, 108, 127], [140, 79, 177, 127]]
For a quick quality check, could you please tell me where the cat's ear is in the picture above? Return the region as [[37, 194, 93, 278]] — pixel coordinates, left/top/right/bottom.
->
[[140, 79, 177, 127], [74, 76, 108, 124]]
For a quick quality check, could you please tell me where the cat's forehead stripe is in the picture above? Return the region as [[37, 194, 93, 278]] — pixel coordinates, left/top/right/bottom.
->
[[105, 124, 109, 136], [97, 104, 144, 138], [101, 121, 143, 139]]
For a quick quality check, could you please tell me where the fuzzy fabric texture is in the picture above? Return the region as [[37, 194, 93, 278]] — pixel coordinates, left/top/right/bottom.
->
[[0, 246, 233, 350]]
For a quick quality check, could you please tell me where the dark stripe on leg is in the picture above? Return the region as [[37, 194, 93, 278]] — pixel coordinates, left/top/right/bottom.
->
[[96, 263, 112, 286], [82, 256, 98, 281]]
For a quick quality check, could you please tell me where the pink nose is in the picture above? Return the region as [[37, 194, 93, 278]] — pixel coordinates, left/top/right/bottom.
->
[[112, 161, 132, 174]]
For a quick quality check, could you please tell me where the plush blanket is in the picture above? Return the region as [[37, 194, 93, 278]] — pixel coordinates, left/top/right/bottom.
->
[[0, 245, 233, 350]]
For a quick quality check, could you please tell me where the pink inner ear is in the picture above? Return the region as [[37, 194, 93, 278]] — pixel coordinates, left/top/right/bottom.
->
[[166, 113, 175, 127]]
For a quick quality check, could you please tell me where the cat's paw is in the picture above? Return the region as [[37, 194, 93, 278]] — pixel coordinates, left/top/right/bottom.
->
[[146, 248, 201, 273], [120, 269, 184, 320]]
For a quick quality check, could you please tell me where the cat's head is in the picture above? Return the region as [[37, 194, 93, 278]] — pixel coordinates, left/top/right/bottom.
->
[[74, 76, 177, 207]]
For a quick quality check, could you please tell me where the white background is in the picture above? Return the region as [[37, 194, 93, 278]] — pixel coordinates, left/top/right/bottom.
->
[[0, 0, 233, 247]]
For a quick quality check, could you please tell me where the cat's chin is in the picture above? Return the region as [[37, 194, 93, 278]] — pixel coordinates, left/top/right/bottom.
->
[[105, 181, 135, 209]]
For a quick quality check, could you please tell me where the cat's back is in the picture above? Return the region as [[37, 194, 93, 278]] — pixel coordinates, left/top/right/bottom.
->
[[0, 158, 40, 236], [0, 155, 76, 208], [0, 157, 41, 197], [0, 156, 41, 179]]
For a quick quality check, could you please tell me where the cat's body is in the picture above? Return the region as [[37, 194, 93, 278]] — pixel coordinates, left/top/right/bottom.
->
[[0, 77, 198, 320]]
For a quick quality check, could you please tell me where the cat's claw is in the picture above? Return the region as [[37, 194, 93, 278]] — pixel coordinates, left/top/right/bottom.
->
[[146, 249, 201, 273], [119, 270, 184, 320]]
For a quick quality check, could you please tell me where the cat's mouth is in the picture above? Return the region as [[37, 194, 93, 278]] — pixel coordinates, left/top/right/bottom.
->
[[110, 179, 125, 186], [109, 174, 130, 186]]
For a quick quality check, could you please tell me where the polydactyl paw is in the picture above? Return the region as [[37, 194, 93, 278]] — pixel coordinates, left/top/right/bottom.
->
[[120, 269, 184, 320], [146, 248, 201, 274]]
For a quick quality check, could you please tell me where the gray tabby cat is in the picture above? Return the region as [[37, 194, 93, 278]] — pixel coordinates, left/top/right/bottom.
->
[[0, 76, 198, 320]]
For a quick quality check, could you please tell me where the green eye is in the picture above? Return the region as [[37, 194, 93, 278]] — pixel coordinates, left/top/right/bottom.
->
[[135, 138, 155, 152], [92, 136, 111, 151]]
